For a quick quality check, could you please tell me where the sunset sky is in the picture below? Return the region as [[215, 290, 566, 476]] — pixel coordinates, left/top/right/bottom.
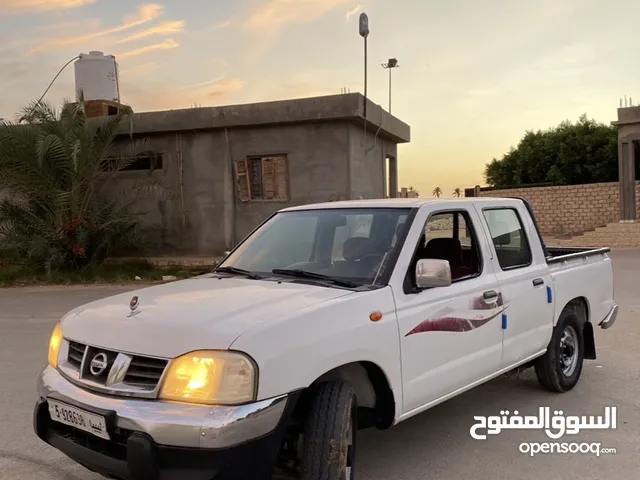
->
[[1, 0, 639, 197]]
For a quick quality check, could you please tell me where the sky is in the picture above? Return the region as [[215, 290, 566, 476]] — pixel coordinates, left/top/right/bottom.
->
[[1, 0, 639, 198]]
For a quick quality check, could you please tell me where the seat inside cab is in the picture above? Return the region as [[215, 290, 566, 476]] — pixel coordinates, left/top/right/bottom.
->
[[406, 211, 481, 289]]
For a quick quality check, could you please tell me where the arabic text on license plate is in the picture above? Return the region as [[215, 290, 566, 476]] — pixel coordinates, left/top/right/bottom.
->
[[47, 399, 110, 440]]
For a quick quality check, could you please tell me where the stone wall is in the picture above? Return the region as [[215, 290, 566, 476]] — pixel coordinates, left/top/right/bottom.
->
[[474, 181, 640, 236]]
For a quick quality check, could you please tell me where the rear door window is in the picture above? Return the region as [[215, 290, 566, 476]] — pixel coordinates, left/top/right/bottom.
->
[[482, 208, 532, 269]]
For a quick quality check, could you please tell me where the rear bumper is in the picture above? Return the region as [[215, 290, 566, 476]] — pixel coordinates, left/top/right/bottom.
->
[[599, 304, 618, 330], [33, 366, 300, 480]]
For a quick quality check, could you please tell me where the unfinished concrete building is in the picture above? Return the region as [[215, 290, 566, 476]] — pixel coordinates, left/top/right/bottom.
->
[[111, 93, 411, 255]]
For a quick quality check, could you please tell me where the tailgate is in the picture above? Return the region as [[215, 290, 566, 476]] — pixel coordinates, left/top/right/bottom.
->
[[547, 248, 615, 327]]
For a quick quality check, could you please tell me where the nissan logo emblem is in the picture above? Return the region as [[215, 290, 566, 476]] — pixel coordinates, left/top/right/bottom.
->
[[89, 353, 109, 376]]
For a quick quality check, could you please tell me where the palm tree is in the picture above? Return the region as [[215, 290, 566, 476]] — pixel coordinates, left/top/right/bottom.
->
[[453, 188, 462, 197], [0, 94, 173, 271], [408, 185, 419, 197], [432, 186, 442, 198]]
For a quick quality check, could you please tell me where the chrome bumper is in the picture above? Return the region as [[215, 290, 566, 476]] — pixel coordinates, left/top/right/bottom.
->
[[37, 365, 288, 449], [599, 304, 618, 330]]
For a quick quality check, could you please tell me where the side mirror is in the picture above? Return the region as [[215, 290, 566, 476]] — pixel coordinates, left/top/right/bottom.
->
[[415, 259, 452, 289]]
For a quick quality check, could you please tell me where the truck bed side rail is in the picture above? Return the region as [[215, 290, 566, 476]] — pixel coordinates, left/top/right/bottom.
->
[[546, 246, 611, 264]]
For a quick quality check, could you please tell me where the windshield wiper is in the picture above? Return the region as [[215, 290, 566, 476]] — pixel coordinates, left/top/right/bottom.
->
[[213, 266, 262, 279], [271, 269, 358, 288]]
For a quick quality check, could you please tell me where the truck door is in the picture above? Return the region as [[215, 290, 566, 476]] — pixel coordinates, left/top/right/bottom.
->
[[392, 205, 505, 415], [475, 202, 554, 368]]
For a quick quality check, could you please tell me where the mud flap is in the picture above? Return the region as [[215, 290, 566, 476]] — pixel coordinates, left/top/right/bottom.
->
[[583, 321, 596, 360]]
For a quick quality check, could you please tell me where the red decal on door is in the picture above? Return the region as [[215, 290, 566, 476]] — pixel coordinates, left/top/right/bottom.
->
[[405, 295, 506, 337]]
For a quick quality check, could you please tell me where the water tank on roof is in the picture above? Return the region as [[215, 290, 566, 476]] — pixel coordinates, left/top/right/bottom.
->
[[74, 51, 120, 102]]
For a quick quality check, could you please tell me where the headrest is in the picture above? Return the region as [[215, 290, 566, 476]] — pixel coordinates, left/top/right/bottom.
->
[[424, 237, 463, 266], [343, 237, 370, 262], [391, 222, 406, 245]]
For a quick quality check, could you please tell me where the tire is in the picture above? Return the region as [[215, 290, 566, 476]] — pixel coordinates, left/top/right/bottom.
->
[[534, 309, 585, 392], [301, 381, 357, 480]]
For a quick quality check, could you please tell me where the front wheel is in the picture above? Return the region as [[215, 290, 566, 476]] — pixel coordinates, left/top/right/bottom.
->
[[301, 381, 357, 480], [534, 309, 585, 392]]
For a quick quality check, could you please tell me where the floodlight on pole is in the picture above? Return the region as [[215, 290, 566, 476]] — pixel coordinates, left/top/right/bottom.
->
[[382, 58, 399, 114], [359, 12, 369, 120]]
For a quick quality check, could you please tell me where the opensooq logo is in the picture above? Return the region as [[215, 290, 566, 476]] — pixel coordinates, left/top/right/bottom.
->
[[469, 406, 617, 440]]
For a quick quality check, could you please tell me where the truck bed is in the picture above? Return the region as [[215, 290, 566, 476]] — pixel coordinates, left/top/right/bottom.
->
[[506, 196, 612, 265], [545, 246, 611, 264]]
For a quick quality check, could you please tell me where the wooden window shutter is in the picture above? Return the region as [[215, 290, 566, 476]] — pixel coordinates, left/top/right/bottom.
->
[[235, 157, 252, 201], [261, 157, 276, 200], [273, 155, 289, 201]]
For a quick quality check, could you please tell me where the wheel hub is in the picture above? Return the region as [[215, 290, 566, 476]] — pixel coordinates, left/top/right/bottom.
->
[[559, 326, 579, 377]]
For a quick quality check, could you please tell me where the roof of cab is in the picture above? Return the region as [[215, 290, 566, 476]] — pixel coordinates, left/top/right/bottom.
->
[[280, 197, 521, 212]]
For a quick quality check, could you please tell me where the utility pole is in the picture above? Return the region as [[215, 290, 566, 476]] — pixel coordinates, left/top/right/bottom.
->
[[382, 58, 399, 113]]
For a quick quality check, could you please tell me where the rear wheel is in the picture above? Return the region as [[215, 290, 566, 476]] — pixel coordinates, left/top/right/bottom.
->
[[301, 381, 357, 480], [534, 309, 585, 392]]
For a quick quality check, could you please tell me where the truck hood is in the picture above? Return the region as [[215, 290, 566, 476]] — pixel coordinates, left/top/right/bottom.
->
[[61, 275, 355, 358]]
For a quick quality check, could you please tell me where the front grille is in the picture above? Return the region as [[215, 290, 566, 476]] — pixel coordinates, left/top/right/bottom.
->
[[67, 341, 85, 369], [62, 339, 168, 393], [124, 356, 168, 387]]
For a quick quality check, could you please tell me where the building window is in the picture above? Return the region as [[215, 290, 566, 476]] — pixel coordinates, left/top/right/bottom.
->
[[101, 153, 163, 172], [249, 157, 263, 198], [235, 155, 289, 201]]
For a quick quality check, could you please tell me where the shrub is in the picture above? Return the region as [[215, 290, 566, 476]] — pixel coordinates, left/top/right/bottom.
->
[[0, 95, 171, 272]]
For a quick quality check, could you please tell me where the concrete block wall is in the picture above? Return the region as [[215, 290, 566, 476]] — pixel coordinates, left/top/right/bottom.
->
[[476, 181, 640, 236]]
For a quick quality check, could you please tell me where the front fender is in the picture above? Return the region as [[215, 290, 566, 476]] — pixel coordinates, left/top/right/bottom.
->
[[230, 286, 403, 422]]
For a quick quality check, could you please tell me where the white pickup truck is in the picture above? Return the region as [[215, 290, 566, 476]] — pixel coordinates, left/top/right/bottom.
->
[[34, 197, 617, 480]]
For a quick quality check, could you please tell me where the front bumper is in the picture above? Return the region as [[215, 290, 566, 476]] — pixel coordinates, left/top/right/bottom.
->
[[34, 366, 299, 480]]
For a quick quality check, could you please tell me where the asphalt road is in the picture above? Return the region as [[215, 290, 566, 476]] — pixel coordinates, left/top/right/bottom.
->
[[1, 250, 639, 480]]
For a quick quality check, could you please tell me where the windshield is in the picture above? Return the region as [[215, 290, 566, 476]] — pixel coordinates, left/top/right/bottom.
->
[[219, 207, 413, 287]]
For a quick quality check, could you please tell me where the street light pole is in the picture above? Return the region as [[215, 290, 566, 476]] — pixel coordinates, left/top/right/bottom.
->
[[359, 13, 370, 120], [381, 58, 399, 113]]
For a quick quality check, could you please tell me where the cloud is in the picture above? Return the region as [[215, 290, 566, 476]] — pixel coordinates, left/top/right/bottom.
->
[[208, 78, 244, 99], [34, 19, 101, 31], [118, 39, 179, 58], [345, 4, 363, 21], [121, 77, 244, 110], [178, 76, 226, 91], [0, 0, 95, 15], [243, 69, 352, 102], [116, 20, 185, 43], [244, 0, 353, 28], [210, 19, 232, 30], [27, 3, 166, 54]]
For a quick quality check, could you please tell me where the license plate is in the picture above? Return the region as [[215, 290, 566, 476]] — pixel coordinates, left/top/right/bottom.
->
[[47, 399, 110, 440]]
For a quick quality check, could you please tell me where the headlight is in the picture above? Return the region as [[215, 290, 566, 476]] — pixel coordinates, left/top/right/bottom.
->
[[48, 322, 63, 369], [158, 350, 257, 406]]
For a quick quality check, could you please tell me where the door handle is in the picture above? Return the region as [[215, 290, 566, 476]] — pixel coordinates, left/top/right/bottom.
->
[[533, 278, 544, 287], [483, 290, 499, 305], [483, 290, 499, 303]]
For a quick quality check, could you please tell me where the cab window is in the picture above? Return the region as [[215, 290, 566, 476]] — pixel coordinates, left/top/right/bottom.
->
[[482, 208, 532, 269], [404, 210, 482, 292]]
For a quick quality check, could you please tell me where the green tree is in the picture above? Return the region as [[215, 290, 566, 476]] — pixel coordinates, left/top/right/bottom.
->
[[0, 95, 171, 271], [432, 186, 442, 198], [484, 114, 619, 188]]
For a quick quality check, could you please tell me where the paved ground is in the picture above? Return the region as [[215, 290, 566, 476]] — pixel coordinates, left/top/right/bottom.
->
[[0, 250, 639, 480]]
